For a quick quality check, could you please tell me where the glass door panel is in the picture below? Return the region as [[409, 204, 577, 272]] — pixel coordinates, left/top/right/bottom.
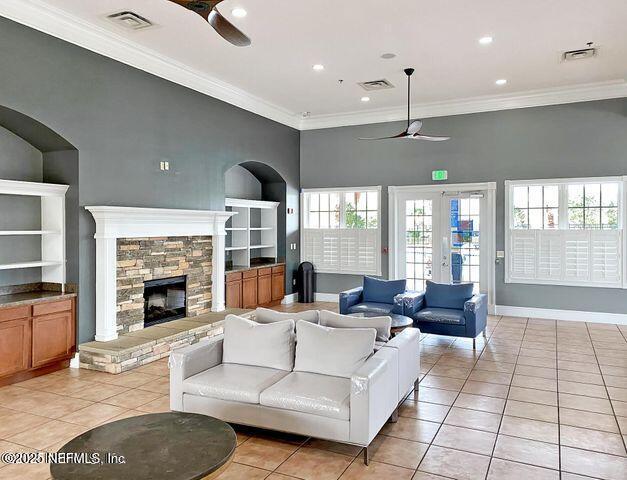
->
[[405, 200, 434, 291], [445, 196, 482, 293]]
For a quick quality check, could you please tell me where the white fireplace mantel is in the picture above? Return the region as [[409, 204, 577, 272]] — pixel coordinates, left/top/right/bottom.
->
[[86, 206, 235, 341]]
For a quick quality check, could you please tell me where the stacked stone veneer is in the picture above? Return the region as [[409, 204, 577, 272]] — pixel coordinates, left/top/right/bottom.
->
[[116, 236, 213, 334]]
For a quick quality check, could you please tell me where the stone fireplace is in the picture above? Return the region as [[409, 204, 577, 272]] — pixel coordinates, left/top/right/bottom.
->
[[86, 206, 233, 341]]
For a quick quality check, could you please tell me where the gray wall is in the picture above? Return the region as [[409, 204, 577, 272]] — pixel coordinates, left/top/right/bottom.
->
[[301, 98, 627, 314], [0, 125, 42, 286], [225, 165, 262, 200], [0, 17, 300, 342]]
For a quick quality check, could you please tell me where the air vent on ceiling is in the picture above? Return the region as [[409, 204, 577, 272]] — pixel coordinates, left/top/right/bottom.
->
[[563, 47, 597, 61], [358, 79, 395, 91], [107, 11, 154, 31]]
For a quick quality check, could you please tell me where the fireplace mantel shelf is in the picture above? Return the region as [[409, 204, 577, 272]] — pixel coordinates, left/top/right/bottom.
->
[[86, 206, 235, 342]]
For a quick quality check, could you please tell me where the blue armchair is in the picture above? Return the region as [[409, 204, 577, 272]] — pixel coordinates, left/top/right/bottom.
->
[[339, 276, 408, 316], [402, 280, 487, 348]]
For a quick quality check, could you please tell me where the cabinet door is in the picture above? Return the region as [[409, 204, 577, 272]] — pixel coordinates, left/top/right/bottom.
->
[[242, 277, 258, 309], [32, 312, 72, 368], [271, 273, 285, 302], [225, 280, 242, 308], [0, 319, 31, 377], [257, 274, 272, 305]]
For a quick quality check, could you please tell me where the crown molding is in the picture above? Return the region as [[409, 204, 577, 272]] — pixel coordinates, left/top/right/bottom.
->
[[0, 0, 301, 129], [299, 80, 627, 130]]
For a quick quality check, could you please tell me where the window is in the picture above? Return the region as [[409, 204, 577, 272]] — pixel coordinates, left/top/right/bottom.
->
[[302, 187, 381, 275], [506, 178, 624, 288]]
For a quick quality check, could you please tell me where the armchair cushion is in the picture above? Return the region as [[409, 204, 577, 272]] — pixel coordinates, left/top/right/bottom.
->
[[347, 302, 395, 316], [362, 276, 406, 304], [414, 308, 466, 325], [424, 280, 474, 310]]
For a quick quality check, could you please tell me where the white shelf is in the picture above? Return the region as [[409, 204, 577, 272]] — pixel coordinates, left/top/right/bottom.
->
[[250, 244, 275, 249], [225, 246, 247, 252], [0, 230, 59, 236], [250, 227, 273, 231], [0, 260, 63, 271], [225, 227, 247, 231]]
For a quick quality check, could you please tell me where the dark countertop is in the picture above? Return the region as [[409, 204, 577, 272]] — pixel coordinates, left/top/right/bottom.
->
[[226, 262, 285, 273], [0, 290, 77, 309]]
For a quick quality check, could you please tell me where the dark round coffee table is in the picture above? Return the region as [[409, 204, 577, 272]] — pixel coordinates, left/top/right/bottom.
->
[[50, 412, 236, 480], [348, 312, 414, 336]]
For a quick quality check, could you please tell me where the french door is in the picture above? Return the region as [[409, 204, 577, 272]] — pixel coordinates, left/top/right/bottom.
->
[[390, 184, 495, 304]]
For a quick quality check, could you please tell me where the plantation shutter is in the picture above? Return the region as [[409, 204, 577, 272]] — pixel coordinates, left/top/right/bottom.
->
[[302, 228, 379, 275]]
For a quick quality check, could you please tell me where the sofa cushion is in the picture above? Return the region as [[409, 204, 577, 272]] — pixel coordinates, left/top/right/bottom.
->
[[347, 302, 395, 316], [223, 315, 295, 371], [183, 364, 289, 404], [294, 320, 376, 379], [319, 310, 391, 342], [254, 307, 319, 324], [414, 308, 466, 325], [259, 372, 350, 420], [424, 281, 473, 310], [362, 276, 406, 304]]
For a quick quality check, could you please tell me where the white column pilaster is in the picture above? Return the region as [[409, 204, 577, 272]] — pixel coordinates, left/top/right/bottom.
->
[[94, 236, 118, 341], [212, 234, 226, 312]]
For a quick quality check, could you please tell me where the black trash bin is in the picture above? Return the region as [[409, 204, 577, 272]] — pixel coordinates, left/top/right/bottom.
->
[[297, 261, 314, 303]]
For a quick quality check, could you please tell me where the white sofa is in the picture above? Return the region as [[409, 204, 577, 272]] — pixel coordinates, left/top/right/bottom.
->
[[169, 309, 420, 464]]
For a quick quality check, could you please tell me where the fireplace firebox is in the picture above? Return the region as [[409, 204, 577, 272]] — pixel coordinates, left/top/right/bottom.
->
[[143, 276, 187, 327]]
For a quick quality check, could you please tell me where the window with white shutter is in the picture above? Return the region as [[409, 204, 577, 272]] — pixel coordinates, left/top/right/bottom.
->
[[506, 178, 624, 288], [301, 187, 381, 275]]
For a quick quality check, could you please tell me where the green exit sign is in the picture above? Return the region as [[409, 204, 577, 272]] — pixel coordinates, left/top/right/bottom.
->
[[432, 170, 448, 181]]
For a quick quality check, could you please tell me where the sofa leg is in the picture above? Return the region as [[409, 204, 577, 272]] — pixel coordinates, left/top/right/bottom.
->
[[414, 378, 420, 392], [390, 407, 399, 423], [363, 446, 370, 466], [472, 338, 476, 350], [483, 329, 487, 338]]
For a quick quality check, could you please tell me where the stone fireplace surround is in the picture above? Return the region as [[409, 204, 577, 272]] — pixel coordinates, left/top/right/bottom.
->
[[86, 206, 234, 341]]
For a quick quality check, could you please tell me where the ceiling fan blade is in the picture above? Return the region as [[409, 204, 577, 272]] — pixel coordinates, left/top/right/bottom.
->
[[208, 7, 251, 47], [406, 120, 423, 135], [412, 134, 451, 141], [359, 131, 410, 140]]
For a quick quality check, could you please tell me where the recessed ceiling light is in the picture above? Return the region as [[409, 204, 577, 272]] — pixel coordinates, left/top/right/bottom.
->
[[231, 7, 247, 18], [312, 64, 325, 71], [479, 36, 493, 45], [495, 78, 507, 86], [361, 96, 370, 102], [381, 53, 396, 59]]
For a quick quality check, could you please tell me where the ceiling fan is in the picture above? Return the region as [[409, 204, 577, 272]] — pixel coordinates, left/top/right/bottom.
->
[[359, 68, 450, 141], [168, 1, 251, 47]]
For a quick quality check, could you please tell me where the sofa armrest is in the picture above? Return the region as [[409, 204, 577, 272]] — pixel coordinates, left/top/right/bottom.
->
[[395, 291, 425, 317], [339, 286, 363, 314], [169, 335, 224, 410], [383, 327, 421, 402], [349, 348, 398, 446], [464, 294, 488, 337]]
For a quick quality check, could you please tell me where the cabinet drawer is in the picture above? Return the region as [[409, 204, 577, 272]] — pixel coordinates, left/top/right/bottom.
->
[[33, 299, 72, 317], [0, 305, 30, 323], [226, 272, 242, 283], [242, 269, 257, 279], [258, 267, 272, 276], [272, 265, 285, 274]]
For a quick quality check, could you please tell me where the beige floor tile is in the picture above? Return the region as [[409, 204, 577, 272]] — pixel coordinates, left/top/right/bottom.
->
[[511, 374, 557, 391], [265, 474, 299, 480], [504, 399, 558, 423], [216, 462, 271, 480], [508, 386, 557, 406], [428, 365, 472, 379], [559, 393, 613, 414], [134, 361, 170, 377], [418, 445, 490, 480], [135, 395, 170, 413], [380, 417, 440, 443], [0, 460, 52, 480], [304, 439, 362, 457], [608, 386, 627, 402], [453, 393, 506, 414], [99, 409, 147, 425], [7, 419, 87, 450], [234, 438, 299, 471], [412, 473, 451, 480], [97, 371, 158, 388], [101, 389, 162, 409], [276, 447, 352, 480], [433, 424, 496, 455], [558, 361, 601, 374], [135, 376, 170, 395], [60, 403, 127, 427], [399, 401, 449, 423], [559, 380, 608, 399], [475, 360, 515, 373], [487, 458, 559, 480], [414, 387, 458, 406], [517, 355, 557, 368], [444, 407, 502, 433], [560, 425, 626, 456], [493, 435, 559, 469], [561, 446, 627, 480], [368, 435, 428, 469], [66, 382, 130, 402], [339, 459, 414, 480], [0, 412, 51, 439], [461, 380, 509, 399], [558, 370, 604, 385], [514, 365, 557, 379], [613, 400, 627, 417], [420, 375, 465, 391], [604, 374, 627, 389], [468, 370, 512, 385], [499, 415, 558, 443], [559, 408, 619, 433]]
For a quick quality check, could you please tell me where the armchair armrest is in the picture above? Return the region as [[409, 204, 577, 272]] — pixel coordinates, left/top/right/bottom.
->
[[464, 294, 488, 337], [395, 291, 425, 317], [383, 327, 421, 402], [339, 286, 363, 314], [349, 348, 398, 446], [169, 335, 224, 410]]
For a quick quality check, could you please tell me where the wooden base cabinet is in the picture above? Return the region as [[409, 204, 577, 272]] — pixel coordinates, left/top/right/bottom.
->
[[225, 264, 285, 309], [0, 297, 76, 386]]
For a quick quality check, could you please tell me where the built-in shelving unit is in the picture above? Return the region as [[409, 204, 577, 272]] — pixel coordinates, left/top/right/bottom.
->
[[0, 179, 69, 283], [225, 198, 279, 269]]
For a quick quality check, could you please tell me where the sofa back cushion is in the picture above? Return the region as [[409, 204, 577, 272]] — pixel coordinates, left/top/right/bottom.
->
[[362, 276, 406, 304], [294, 320, 376, 378], [254, 307, 318, 324], [424, 281, 474, 310], [319, 310, 391, 342], [223, 315, 295, 371]]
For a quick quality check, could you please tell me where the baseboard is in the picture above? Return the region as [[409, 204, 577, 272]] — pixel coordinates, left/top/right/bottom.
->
[[69, 352, 80, 369], [314, 292, 340, 302], [494, 305, 627, 325], [281, 293, 298, 305]]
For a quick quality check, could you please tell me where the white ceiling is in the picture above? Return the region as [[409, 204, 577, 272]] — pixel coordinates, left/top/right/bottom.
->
[[2, 0, 627, 129]]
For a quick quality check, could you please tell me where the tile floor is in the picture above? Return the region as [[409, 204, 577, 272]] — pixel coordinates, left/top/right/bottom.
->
[[1, 302, 627, 479]]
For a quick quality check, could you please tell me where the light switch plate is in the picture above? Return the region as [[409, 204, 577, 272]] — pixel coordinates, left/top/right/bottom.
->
[[496, 250, 505, 259]]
